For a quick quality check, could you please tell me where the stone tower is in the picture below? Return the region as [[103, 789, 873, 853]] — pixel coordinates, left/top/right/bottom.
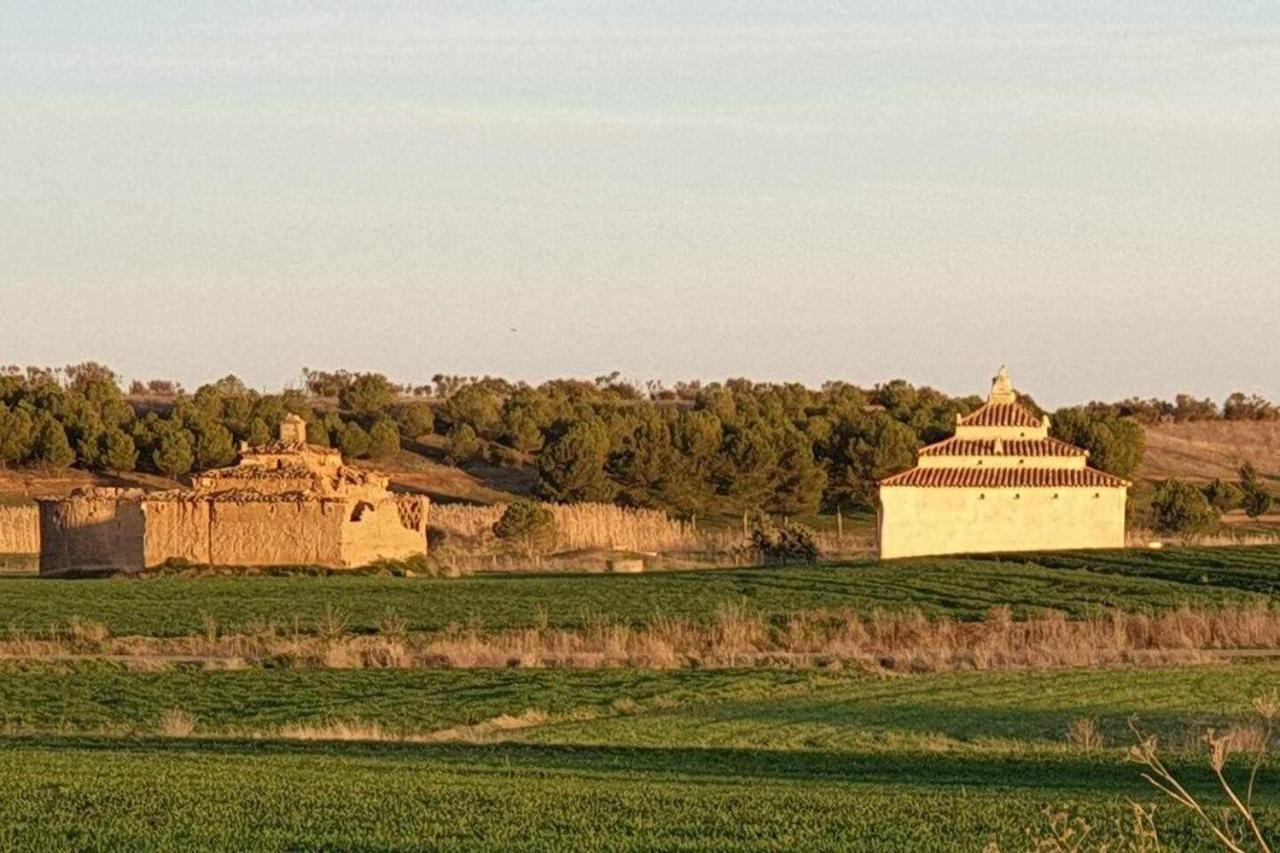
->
[[279, 413, 308, 445]]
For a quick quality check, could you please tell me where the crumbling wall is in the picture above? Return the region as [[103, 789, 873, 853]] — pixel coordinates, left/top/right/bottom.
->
[[208, 499, 344, 566], [38, 492, 145, 574], [0, 505, 40, 555], [340, 496, 427, 566], [142, 499, 212, 566]]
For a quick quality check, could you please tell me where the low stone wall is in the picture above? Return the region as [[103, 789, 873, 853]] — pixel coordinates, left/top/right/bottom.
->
[[0, 505, 40, 555]]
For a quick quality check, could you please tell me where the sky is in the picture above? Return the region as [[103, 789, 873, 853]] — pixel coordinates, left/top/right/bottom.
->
[[2, 2, 1278, 407]]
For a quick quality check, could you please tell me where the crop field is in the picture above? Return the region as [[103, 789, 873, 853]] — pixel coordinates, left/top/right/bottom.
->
[[0, 662, 1278, 850], [4, 547, 1280, 850], [3, 546, 1278, 637]]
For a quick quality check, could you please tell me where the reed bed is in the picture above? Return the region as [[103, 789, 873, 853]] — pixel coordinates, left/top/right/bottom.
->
[[431, 501, 698, 553], [6, 604, 1280, 673]]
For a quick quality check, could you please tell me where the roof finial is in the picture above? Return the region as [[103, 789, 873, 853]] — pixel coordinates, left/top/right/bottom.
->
[[989, 365, 1016, 405]]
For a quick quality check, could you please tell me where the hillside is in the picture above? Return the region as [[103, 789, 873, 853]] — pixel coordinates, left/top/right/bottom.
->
[[1139, 420, 1280, 484]]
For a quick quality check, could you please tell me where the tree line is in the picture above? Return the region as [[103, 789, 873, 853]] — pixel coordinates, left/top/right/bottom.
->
[[0, 363, 429, 478], [1081, 393, 1280, 424], [0, 363, 1161, 515], [429, 375, 1147, 516], [1146, 463, 1276, 536]]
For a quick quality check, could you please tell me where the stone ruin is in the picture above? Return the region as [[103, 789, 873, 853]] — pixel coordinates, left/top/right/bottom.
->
[[37, 414, 428, 575]]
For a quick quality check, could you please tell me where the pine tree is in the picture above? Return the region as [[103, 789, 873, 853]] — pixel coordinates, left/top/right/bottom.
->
[[153, 429, 195, 478], [101, 428, 139, 472], [536, 420, 615, 502], [446, 424, 482, 463], [33, 418, 75, 469], [246, 418, 272, 447], [392, 403, 434, 440], [0, 405, 34, 467], [192, 421, 236, 470], [367, 418, 401, 460], [339, 421, 371, 459]]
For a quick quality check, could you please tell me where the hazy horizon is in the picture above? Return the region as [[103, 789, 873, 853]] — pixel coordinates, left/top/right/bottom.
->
[[4, 2, 1278, 408]]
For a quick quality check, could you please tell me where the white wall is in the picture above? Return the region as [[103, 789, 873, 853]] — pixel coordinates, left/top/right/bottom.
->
[[878, 486, 1127, 559]]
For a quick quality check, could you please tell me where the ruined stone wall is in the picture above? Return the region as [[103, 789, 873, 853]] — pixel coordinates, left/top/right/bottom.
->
[[0, 505, 40, 554], [38, 493, 145, 574], [142, 499, 213, 566], [207, 499, 345, 566], [340, 496, 427, 566]]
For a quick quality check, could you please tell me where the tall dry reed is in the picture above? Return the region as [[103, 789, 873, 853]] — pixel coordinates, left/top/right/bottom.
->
[[431, 502, 698, 553], [7, 604, 1280, 673]]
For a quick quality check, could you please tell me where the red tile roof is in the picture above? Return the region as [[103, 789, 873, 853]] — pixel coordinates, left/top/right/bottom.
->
[[880, 467, 1129, 489], [919, 437, 1085, 458], [958, 402, 1043, 428]]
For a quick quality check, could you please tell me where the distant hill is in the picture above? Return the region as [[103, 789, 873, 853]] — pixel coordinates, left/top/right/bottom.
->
[[1140, 421, 1280, 485]]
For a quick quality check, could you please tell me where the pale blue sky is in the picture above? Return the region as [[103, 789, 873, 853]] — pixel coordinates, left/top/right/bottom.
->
[[3, 2, 1278, 406]]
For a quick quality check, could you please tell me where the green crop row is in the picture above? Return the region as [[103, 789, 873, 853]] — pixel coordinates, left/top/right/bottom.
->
[[0, 735, 1268, 851], [0, 661, 1276, 747], [5, 546, 1278, 637]]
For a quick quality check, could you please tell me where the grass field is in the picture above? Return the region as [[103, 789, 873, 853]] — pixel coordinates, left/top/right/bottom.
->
[[4, 546, 1278, 637], [0, 662, 1276, 850]]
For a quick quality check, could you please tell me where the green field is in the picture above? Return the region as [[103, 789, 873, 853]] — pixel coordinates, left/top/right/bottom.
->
[[4, 546, 1278, 637], [4, 547, 1280, 849], [0, 662, 1277, 850]]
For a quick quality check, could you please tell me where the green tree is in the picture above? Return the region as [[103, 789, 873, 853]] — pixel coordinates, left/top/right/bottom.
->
[[64, 361, 120, 394], [338, 421, 371, 458], [446, 384, 504, 439], [503, 409, 545, 454], [1150, 479, 1219, 536], [447, 424, 482, 463], [391, 403, 434, 440], [1239, 462, 1274, 519], [100, 428, 139, 472], [367, 418, 401, 460], [492, 498, 557, 557], [1051, 408, 1145, 479], [152, 429, 195, 478], [537, 420, 615, 503], [768, 426, 826, 515], [191, 420, 236, 470], [60, 396, 105, 468], [658, 409, 722, 515], [316, 412, 345, 447], [0, 405, 34, 466], [715, 423, 780, 512], [32, 418, 75, 469], [826, 414, 917, 510], [1243, 488, 1274, 519], [246, 418, 273, 447], [610, 411, 675, 507], [1202, 478, 1244, 513], [339, 373, 395, 417]]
